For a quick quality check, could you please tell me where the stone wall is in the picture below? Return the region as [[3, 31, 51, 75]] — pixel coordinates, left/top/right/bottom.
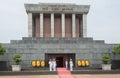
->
[[3, 37, 115, 69]]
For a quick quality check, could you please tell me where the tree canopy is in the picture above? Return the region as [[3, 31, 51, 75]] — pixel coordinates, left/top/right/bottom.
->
[[0, 43, 6, 55], [112, 44, 120, 54]]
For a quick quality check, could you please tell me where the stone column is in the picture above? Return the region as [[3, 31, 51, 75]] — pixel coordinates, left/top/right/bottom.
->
[[72, 14, 76, 37], [51, 13, 54, 37], [61, 13, 65, 37], [28, 13, 33, 37], [83, 14, 87, 37], [40, 13, 44, 37]]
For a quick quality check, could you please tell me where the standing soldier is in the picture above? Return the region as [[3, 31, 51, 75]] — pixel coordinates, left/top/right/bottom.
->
[[69, 58, 73, 71], [48, 59, 52, 71], [53, 58, 56, 71], [65, 59, 68, 69]]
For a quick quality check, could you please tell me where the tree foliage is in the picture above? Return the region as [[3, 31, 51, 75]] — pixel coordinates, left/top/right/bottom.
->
[[0, 43, 6, 55], [13, 54, 22, 65], [102, 54, 111, 64], [112, 44, 120, 54]]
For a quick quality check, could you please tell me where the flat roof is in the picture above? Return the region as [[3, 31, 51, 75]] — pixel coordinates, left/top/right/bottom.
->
[[25, 3, 90, 14]]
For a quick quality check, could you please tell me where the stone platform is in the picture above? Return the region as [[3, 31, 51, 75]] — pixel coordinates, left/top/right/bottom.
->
[[3, 37, 115, 69], [0, 69, 120, 76]]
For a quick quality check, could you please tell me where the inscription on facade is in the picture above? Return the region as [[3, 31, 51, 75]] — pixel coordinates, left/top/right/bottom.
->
[[25, 4, 90, 13], [42, 7, 73, 11]]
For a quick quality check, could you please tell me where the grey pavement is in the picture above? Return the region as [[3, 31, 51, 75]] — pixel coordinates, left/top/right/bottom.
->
[[0, 74, 120, 78]]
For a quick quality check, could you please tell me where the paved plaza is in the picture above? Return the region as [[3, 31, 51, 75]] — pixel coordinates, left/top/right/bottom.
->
[[0, 74, 120, 78]]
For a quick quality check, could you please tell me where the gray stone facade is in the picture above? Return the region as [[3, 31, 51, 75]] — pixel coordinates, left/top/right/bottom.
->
[[25, 3, 89, 37], [3, 37, 115, 69], [25, 3, 90, 14], [0, 3, 118, 70]]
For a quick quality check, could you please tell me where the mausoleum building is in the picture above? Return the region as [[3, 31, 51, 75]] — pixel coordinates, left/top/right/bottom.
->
[[0, 3, 116, 70]]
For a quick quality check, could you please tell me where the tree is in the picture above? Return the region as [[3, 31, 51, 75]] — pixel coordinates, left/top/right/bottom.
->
[[102, 53, 111, 64], [13, 54, 22, 65], [0, 43, 6, 55], [112, 44, 120, 54]]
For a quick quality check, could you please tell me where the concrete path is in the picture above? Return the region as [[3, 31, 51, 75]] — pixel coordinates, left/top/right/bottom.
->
[[0, 74, 120, 78], [0, 75, 59, 78], [75, 74, 120, 78]]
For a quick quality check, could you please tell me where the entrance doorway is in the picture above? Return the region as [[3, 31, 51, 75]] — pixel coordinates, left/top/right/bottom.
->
[[56, 57, 63, 67], [45, 53, 75, 67]]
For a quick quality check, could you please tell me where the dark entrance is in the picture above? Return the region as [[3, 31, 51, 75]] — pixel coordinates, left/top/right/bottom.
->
[[112, 60, 120, 69], [0, 61, 7, 71], [45, 53, 75, 68], [56, 57, 63, 67]]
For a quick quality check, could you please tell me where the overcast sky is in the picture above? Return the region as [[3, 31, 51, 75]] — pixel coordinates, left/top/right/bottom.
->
[[0, 0, 120, 43]]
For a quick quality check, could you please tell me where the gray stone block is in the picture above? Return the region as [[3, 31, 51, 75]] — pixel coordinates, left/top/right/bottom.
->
[[2, 37, 117, 69]]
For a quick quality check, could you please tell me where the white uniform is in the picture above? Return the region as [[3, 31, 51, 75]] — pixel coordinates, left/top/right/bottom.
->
[[69, 60, 73, 71], [65, 60, 68, 69], [53, 61, 56, 71], [49, 61, 52, 71]]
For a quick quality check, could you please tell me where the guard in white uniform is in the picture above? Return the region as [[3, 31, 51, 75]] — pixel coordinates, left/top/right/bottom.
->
[[69, 58, 73, 71], [53, 58, 56, 71], [65, 59, 68, 69], [48, 59, 52, 71]]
